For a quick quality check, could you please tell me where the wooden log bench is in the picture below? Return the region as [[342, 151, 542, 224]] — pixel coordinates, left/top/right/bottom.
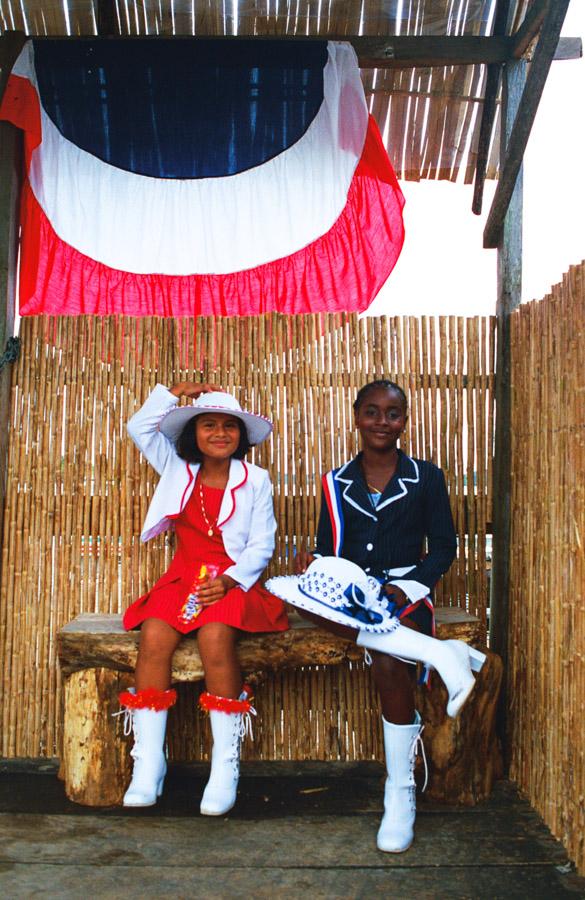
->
[[57, 608, 503, 808]]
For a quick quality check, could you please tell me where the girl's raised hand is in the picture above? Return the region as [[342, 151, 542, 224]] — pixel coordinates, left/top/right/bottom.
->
[[170, 382, 222, 399]]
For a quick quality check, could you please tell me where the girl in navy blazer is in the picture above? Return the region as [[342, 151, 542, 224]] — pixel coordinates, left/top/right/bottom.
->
[[119, 383, 287, 814], [294, 380, 484, 853]]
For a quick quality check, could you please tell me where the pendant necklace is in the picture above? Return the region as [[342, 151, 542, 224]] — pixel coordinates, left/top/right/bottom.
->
[[198, 479, 218, 537]]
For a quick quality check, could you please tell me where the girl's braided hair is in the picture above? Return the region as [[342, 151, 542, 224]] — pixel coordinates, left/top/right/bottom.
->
[[353, 380, 408, 413]]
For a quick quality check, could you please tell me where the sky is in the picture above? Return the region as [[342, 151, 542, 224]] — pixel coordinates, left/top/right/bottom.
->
[[367, 1, 585, 318]]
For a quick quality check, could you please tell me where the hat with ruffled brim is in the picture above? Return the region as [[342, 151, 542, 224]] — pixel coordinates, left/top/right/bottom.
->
[[159, 391, 273, 446], [265, 556, 399, 634]]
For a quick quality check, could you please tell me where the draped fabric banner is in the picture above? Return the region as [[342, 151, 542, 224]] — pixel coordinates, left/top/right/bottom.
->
[[0, 39, 405, 317]]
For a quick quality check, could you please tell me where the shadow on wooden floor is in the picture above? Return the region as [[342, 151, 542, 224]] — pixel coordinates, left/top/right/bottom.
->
[[1, 761, 584, 899]]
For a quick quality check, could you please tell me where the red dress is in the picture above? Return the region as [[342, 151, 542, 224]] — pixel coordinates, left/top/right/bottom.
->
[[123, 479, 289, 634]]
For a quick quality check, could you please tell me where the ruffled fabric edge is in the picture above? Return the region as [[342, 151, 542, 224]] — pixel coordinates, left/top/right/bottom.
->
[[16, 116, 404, 317]]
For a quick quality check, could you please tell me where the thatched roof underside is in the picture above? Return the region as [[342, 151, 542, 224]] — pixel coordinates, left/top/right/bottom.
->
[[0, 1, 536, 182]]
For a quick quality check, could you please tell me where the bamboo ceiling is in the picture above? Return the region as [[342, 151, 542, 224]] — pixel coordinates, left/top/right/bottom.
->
[[0, 0, 536, 183]]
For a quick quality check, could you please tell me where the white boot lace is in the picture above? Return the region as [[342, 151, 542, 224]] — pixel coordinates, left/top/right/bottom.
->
[[239, 706, 257, 741], [112, 704, 134, 737], [409, 726, 428, 797], [227, 707, 257, 779]]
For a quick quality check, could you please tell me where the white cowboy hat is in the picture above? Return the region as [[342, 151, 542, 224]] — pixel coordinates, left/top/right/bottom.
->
[[159, 391, 273, 446], [265, 556, 399, 634]]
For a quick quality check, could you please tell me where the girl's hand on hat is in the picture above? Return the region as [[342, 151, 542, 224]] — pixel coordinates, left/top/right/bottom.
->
[[170, 382, 223, 398], [294, 550, 315, 575], [196, 573, 238, 605], [383, 584, 409, 608]]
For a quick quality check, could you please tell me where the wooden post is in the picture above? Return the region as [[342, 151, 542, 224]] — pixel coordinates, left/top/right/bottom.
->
[[489, 59, 526, 756], [0, 124, 21, 499], [0, 32, 26, 530]]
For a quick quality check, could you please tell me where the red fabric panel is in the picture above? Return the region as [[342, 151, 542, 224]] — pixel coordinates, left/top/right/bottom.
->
[[0, 74, 42, 169]]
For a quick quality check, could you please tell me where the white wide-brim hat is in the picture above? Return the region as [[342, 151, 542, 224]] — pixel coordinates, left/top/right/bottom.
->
[[266, 556, 399, 634], [159, 391, 273, 446]]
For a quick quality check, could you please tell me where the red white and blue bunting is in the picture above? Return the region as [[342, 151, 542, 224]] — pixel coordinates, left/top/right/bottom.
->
[[0, 38, 405, 317]]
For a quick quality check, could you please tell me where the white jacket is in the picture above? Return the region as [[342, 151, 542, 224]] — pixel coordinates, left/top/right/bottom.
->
[[127, 384, 277, 591]]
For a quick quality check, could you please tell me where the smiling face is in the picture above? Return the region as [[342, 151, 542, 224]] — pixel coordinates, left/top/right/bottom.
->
[[354, 386, 408, 453], [194, 413, 243, 461]]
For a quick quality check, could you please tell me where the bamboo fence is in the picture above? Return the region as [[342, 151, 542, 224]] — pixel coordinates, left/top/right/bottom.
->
[[0, 312, 495, 759], [507, 262, 585, 875]]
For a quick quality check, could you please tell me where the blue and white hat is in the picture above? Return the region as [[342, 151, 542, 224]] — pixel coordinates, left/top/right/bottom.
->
[[266, 556, 399, 633]]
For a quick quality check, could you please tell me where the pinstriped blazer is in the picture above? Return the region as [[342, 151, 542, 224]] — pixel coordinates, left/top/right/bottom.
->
[[314, 451, 456, 604]]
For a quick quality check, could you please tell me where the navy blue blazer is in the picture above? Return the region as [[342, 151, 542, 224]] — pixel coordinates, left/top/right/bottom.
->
[[314, 451, 456, 600]]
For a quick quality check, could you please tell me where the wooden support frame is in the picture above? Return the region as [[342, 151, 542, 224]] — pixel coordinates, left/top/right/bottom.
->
[[0, 31, 25, 537], [0, 29, 579, 72], [489, 58, 526, 755], [97, 0, 118, 37], [512, 0, 548, 59], [473, 1, 581, 216], [472, 0, 512, 216], [483, 0, 571, 248]]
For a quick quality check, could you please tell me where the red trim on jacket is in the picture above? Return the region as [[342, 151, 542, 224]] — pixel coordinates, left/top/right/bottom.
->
[[217, 461, 249, 528], [177, 462, 195, 514]]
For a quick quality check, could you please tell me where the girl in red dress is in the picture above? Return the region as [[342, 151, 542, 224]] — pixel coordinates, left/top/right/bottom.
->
[[119, 382, 288, 813]]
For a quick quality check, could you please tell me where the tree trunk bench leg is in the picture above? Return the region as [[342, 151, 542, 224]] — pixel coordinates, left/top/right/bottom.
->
[[417, 648, 504, 804], [61, 667, 133, 807]]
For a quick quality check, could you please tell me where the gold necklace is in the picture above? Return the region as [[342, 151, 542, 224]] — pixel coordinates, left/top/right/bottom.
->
[[367, 482, 382, 494], [198, 479, 219, 537]]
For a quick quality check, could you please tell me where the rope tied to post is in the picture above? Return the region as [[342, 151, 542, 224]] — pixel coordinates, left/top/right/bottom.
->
[[0, 336, 20, 371]]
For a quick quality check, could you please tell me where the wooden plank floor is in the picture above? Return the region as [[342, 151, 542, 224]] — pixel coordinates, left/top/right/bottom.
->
[[1, 761, 584, 899]]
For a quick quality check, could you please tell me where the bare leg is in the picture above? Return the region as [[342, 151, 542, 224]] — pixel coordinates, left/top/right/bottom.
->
[[197, 624, 246, 816], [370, 652, 416, 724], [297, 608, 418, 725], [135, 618, 182, 691], [197, 622, 242, 698]]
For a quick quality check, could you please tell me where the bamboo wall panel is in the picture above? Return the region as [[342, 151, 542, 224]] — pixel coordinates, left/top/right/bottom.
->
[[508, 262, 585, 875], [0, 313, 495, 758]]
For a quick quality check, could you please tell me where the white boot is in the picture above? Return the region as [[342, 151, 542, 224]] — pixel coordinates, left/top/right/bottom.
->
[[377, 712, 425, 853], [357, 626, 486, 717], [199, 689, 255, 816], [116, 688, 176, 808]]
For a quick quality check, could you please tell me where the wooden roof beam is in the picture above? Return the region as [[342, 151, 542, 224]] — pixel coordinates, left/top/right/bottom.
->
[[352, 36, 510, 67], [512, 0, 548, 59], [483, 0, 571, 249], [553, 38, 582, 61], [97, 0, 118, 37], [307, 36, 577, 67], [0, 29, 580, 69], [472, 0, 512, 216]]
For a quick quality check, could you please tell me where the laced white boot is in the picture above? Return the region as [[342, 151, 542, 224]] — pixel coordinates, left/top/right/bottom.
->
[[357, 626, 486, 717], [115, 688, 176, 808], [199, 688, 256, 816], [377, 712, 426, 853]]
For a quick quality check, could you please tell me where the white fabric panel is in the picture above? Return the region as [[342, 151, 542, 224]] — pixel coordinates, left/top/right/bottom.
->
[[16, 41, 368, 276]]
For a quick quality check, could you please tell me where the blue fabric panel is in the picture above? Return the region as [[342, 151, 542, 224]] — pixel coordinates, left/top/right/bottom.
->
[[33, 38, 327, 179]]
